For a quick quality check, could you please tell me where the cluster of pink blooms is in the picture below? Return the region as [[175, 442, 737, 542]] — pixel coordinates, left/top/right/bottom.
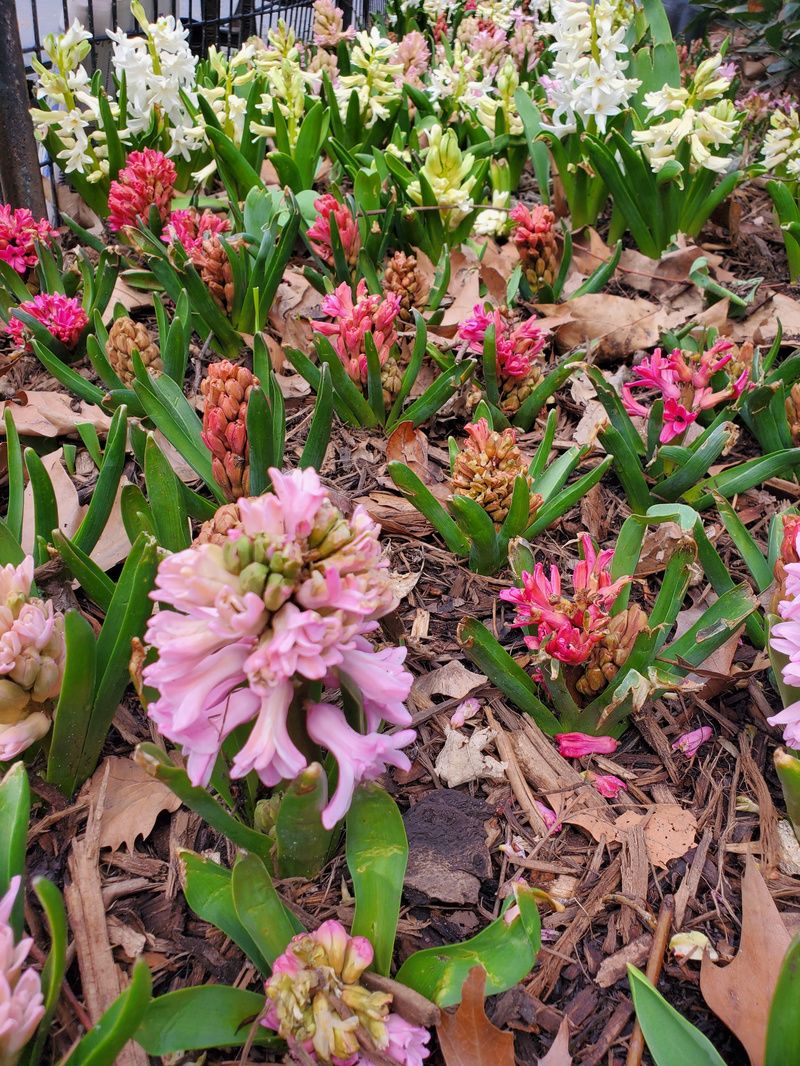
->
[[312, 0, 355, 46], [500, 535, 629, 666], [263, 920, 430, 1065], [397, 31, 430, 86], [5, 293, 88, 351], [142, 467, 415, 828], [0, 557, 66, 762], [313, 280, 400, 386], [107, 149, 176, 233], [0, 205, 56, 275], [0, 877, 45, 1060], [767, 522, 800, 748], [459, 303, 546, 380], [162, 207, 230, 255], [736, 88, 795, 125], [307, 195, 361, 268], [622, 340, 751, 444]]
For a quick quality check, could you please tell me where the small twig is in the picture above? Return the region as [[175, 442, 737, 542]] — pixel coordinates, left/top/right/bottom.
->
[[625, 895, 675, 1066]]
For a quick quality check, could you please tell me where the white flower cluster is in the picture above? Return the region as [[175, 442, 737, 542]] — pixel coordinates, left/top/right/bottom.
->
[[632, 55, 741, 174], [251, 24, 316, 148], [543, 0, 640, 134], [335, 28, 404, 126], [762, 108, 800, 180], [428, 42, 492, 116], [474, 57, 524, 136]]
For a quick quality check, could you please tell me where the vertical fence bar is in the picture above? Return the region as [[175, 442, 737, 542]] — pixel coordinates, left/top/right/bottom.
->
[[0, 0, 47, 217]]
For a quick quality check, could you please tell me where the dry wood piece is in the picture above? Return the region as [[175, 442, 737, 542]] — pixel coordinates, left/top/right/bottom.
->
[[619, 824, 649, 943], [595, 934, 653, 989], [486, 708, 549, 835], [625, 895, 674, 1066], [63, 766, 148, 1066], [673, 827, 712, 927], [738, 731, 782, 873]]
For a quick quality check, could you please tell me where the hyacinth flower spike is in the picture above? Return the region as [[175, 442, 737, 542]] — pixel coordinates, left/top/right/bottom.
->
[[389, 408, 612, 575], [458, 510, 755, 737]]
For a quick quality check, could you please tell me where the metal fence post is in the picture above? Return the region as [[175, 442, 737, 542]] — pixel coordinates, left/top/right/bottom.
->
[[0, 0, 47, 217]]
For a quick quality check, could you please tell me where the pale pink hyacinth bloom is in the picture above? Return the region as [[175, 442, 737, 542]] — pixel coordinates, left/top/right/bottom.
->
[[500, 534, 629, 666], [142, 467, 414, 828], [162, 207, 231, 255], [306, 194, 361, 268], [768, 557, 800, 746], [585, 771, 627, 798], [5, 293, 88, 352], [313, 280, 400, 386], [555, 732, 619, 758], [312, 0, 355, 46], [0, 877, 45, 1064], [623, 339, 751, 444], [0, 206, 57, 275], [672, 726, 713, 757], [396, 31, 430, 87], [362, 1014, 431, 1066], [450, 696, 481, 728], [459, 303, 547, 381], [535, 799, 561, 831]]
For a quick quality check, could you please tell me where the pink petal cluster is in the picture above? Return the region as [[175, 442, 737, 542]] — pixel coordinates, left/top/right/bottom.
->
[[672, 726, 713, 757], [142, 467, 414, 828], [107, 148, 177, 233], [162, 207, 231, 255], [500, 534, 629, 665], [397, 32, 430, 86], [0, 557, 66, 761], [5, 293, 88, 352], [313, 280, 400, 386], [0, 877, 45, 1060], [768, 543, 800, 746], [0, 206, 56, 275], [556, 732, 619, 758], [585, 770, 627, 797], [510, 202, 556, 249], [459, 302, 546, 380], [263, 919, 430, 1065], [307, 195, 361, 268], [312, 0, 355, 46], [622, 340, 751, 444]]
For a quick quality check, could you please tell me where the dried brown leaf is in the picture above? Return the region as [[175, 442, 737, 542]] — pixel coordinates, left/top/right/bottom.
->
[[436, 248, 481, 333], [437, 967, 516, 1066], [80, 756, 181, 852], [568, 804, 697, 869], [1, 394, 111, 437], [729, 292, 800, 346], [106, 277, 153, 316], [700, 855, 791, 1066], [355, 492, 432, 536], [537, 1018, 573, 1065], [386, 422, 430, 482], [535, 294, 667, 360], [410, 660, 488, 710]]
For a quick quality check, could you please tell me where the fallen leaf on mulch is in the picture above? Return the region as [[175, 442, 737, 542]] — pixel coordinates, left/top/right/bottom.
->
[[700, 854, 791, 1066], [618, 245, 719, 297], [106, 276, 153, 316], [386, 422, 431, 482], [1, 394, 112, 437], [410, 660, 488, 711], [569, 804, 697, 868], [537, 1017, 573, 1065], [355, 492, 432, 536], [535, 294, 667, 360], [81, 757, 182, 852], [21, 449, 82, 552], [436, 248, 481, 332], [480, 241, 520, 306], [435, 726, 506, 787], [269, 268, 320, 350], [389, 569, 422, 600], [729, 292, 800, 345], [437, 967, 516, 1066]]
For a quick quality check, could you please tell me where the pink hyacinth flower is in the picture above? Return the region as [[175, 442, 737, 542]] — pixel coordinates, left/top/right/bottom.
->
[[0, 877, 46, 1063], [458, 302, 545, 382], [450, 696, 481, 728], [555, 732, 619, 758], [306, 702, 415, 828], [362, 1013, 431, 1066], [313, 279, 400, 385], [0, 205, 56, 275], [586, 771, 628, 798], [162, 207, 230, 255], [306, 194, 360, 268], [107, 148, 177, 232], [672, 726, 713, 757], [535, 799, 561, 831], [5, 293, 88, 351]]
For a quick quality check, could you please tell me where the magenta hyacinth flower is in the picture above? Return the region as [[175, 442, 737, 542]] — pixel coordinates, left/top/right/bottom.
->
[[162, 207, 231, 255], [107, 148, 176, 232], [306, 194, 361, 268], [313, 280, 400, 387], [672, 726, 713, 757], [586, 771, 628, 798], [0, 205, 56, 275], [0, 877, 45, 1064], [555, 732, 619, 758], [142, 467, 414, 828], [5, 293, 88, 352], [459, 302, 546, 381]]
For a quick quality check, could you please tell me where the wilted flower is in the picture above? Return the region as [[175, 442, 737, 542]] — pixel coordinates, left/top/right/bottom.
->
[[142, 467, 415, 827], [162, 207, 231, 255], [0, 877, 45, 1064], [450, 696, 481, 728], [501, 534, 630, 666], [263, 920, 430, 1064], [451, 418, 541, 527], [622, 340, 750, 443], [306, 194, 361, 268], [670, 931, 718, 963], [534, 799, 561, 831], [672, 725, 713, 757], [584, 770, 627, 797], [107, 148, 176, 232], [313, 279, 400, 390], [555, 732, 619, 758], [5, 293, 88, 351], [0, 206, 57, 275], [0, 557, 65, 762]]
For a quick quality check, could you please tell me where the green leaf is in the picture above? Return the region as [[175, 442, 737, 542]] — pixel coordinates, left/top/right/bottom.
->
[[62, 959, 152, 1066], [397, 359, 476, 431], [181, 850, 271, 973], [24, 448, 59, 566], [231, 852, 304, 967], [4, 409, 24, 542], [346, 783, 408, 976], [300, 363, 333, 470], [144, 434, 191, 551], [0, 763, 29, 937], [388, 462, 470, 556], [23, 877, 68, 1066], [628, 966, 726, 1066], [73, 406, 128, 554], [396, 886, 541, 1007], [457, 617, 561, 732], [136, 986, 279, 1054], [46, 610, 98, 798], [275, 763, 335, 879], [766, 933, 800, 1065]]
